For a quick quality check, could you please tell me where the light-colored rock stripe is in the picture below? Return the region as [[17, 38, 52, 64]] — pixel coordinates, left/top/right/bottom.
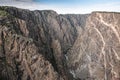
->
[[92, 26, 107, 80], [112, 48, 120, 60], [98, 13, 120, 43], [90, 17, 107, 80]]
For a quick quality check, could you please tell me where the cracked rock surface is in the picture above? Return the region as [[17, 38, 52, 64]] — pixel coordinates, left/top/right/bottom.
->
[[0, 6, 120, 80], [67, 12, 120, 80]]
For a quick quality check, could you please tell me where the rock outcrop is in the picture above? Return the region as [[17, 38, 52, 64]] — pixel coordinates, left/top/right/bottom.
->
[[0, 6, 120, 80], [67, 12, 120, 80]]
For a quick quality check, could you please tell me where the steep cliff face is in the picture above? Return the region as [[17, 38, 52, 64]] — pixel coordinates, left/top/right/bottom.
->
[[0, 6, 120, 80], [67, 12, 120, 80], [0, 6, 88, 80], [0, 7, 64, 80]]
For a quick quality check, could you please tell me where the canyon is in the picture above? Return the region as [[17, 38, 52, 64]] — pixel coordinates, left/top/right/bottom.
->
[[0, 6, 120, 80]]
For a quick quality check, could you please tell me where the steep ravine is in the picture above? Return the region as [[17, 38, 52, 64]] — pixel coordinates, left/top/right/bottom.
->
[[0, 6, 120, 80]]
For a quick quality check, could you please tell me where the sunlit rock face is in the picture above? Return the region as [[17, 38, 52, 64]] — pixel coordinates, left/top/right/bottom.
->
[[0, 6, 120, 80], [67, 12, 120, 80]]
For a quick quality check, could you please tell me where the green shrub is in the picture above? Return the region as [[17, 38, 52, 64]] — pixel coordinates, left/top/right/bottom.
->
[[0, 10, 9, 17]]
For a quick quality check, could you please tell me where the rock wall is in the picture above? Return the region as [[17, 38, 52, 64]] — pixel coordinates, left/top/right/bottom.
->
[[67, 12, 120, 80], [0, 6, 120, 80]]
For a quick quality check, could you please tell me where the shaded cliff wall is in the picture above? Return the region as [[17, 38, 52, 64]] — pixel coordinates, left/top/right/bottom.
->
[[0, 6, 88, 80]]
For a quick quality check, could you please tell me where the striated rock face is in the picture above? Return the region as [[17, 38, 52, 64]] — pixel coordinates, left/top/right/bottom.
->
[[0, 7, 63, 80], [67, 12, 120, 80], [0, 6, 120, 80]]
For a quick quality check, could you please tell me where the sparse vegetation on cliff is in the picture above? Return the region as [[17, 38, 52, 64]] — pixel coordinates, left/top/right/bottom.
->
[[0, 10, 9, 17]]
